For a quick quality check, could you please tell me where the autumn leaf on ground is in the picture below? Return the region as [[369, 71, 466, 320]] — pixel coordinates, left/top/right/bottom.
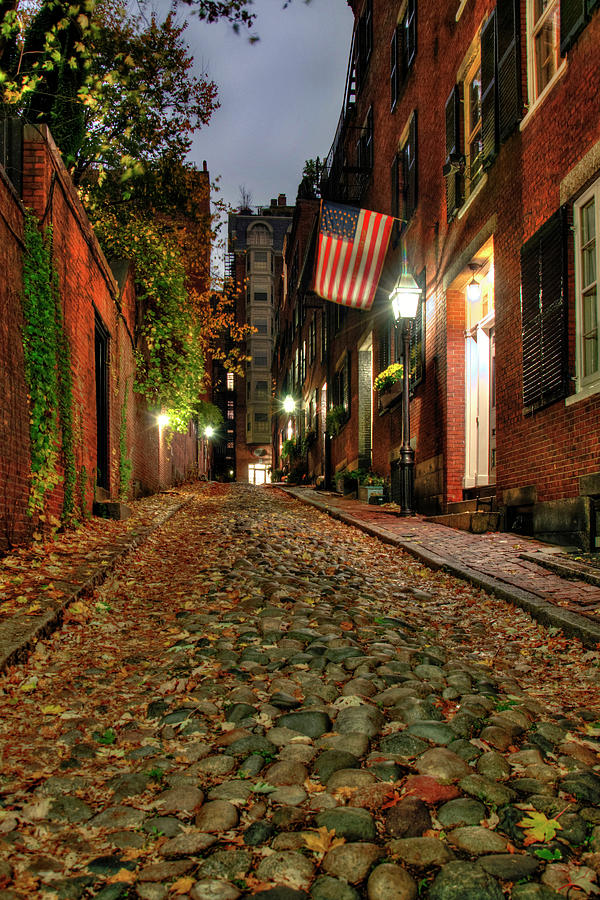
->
[[107, 868, 136, 884], [170, 875, 194, 894], [517, 810, 563, 845], [381, 790, 403, 809], [303, 826, 345, 855], [542, 862, 600, 895]]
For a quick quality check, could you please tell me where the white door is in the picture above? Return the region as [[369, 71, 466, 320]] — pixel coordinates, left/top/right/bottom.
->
[[464, 316, 493, 488]]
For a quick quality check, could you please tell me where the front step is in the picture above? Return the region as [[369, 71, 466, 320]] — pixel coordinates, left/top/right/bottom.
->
[[425, 510, 501, 534]]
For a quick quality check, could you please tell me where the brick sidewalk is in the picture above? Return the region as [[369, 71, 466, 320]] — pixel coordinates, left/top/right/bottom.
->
[[282, 486, 600, 648]]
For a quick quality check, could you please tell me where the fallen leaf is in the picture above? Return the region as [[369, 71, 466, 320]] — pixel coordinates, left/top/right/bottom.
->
[[170, 875, 194, 894], [517, 811, 563, 845], [303, 826, 345, 855], [107, 868, 136, 884]]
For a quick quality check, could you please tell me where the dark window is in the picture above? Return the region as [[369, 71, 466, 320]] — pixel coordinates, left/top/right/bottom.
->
[[256, 380, 268, 396], [357, 107, 374, 171], [253, 354, 268, 367], [333, 352, 351, 415], [321, 308, 328, 361], [390, 25, 401, 110], [560, 0, 596, 54], [255, 413, 268, 423], [95, 316, 110, 490], [355, 0, 373, 90], [521, 207, 569, 412], [254, 291, 268, 302], [402, 112, 418, 224], [444, 84, 464, 221], [255, 319, 268, 334], [403, 0, 417, 71]]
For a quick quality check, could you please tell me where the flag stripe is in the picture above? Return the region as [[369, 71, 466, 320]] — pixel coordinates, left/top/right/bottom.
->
[[313, 202, 394, 310]]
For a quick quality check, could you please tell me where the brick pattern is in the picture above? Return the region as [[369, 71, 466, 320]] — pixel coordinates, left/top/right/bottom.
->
[[0, 126, 202, 549]]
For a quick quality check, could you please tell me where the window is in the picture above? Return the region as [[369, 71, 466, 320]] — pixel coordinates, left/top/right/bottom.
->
[[464, 56, 483, 194], [390, 0, 417, 110], [253, 291, 268, 303], [575, 180, 600, 387], [248, 224, 271, 246], [253, 353, 268, 368], [254, 319, 268, 335], [357, 107, 373, 171], [256, 380, 268, 397], [226, 372, 235, 390], [527, 0, 559, 101], [355, 0, 373, 90], [253, 250, 269, 272], [520, 206, 569, 411], [400, 112, 418, 224], [332, 353, 351, 416]]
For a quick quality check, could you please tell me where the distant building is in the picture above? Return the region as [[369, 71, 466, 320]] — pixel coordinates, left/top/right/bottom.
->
[[227, 196, 293, 484]]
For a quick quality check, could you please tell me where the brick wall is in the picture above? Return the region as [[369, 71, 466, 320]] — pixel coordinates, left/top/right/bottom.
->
[[0, 125, 201, 550]]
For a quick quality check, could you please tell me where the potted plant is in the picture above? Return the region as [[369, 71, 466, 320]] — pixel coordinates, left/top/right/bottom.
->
[[374, 362, 403, 411], [357, 471, 386, 503]]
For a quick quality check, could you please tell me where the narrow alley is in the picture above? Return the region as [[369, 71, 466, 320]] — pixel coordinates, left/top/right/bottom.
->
[[1, 484, 600, 900]]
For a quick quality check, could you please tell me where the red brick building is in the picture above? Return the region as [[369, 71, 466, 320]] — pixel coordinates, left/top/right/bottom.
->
[[273, 0, 600, 548], [0, 124, 205, 550]]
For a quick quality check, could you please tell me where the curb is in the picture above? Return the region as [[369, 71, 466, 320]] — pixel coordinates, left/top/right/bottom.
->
[[283, 488, 600, 650], [0, 497, 192, 674]]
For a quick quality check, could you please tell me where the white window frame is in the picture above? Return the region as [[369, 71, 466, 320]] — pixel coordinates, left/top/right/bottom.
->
[[526, 0, 563, 109], [574, 178, 600, 395]]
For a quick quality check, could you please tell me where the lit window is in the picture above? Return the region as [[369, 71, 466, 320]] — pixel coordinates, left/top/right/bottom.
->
[[575, 180, 600, 386], [226, 372, 235, 390], [464, 55, 483, 195], [528, 0, 559, 102]]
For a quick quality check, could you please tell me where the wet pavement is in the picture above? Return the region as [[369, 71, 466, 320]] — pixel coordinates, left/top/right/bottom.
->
[[1, 483, 600, 900]]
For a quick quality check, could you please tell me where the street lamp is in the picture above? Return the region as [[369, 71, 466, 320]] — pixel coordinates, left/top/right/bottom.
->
[[390, 268, 422, 516], [283, 395, 295, 415], [204, 425, 215, 481]]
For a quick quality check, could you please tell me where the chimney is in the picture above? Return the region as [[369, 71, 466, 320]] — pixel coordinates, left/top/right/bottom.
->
[[270, 198, 277, 208], [278, 193, 287, 207]]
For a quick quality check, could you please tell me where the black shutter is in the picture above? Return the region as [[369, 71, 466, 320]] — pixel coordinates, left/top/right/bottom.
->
[[560, 0, 587, 54], [521, 207, 569, 411], [410, 268, 426, 391], [405, 111, 418, 221], [587, 0, 600, 13], [380, 323, 391, 371], [480, 11, 498, 169], [391, 154, 400, 247], [390, 27, 398, 110], [444, 85, 464, 221], [497, 0, 522, 140]]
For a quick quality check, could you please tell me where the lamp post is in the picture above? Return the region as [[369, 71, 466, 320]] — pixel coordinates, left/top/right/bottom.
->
[[390, 270, 422, 516], [204, 425, 214, 481]]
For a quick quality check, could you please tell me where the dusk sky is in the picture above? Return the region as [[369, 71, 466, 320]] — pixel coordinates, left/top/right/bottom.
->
[[180, 0, 355, 272]]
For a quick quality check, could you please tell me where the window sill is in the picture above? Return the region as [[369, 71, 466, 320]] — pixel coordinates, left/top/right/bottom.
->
[[457, 173, 488, 220], [565, 380, 600, 407], [520, 61, 568, 132]]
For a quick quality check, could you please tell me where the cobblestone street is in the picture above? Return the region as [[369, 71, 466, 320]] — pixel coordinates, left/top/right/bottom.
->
[[2, 484, 600, 900]]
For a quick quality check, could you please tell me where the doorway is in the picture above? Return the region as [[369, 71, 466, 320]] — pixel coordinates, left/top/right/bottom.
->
[[464, 255, 495, 488], [94, 315, 109, 490]]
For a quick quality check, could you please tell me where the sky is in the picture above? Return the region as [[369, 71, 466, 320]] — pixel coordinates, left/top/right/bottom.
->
[[179, 0, 355, 271]]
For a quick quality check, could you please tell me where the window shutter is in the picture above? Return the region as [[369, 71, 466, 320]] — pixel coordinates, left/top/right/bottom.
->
[[390, 27, 398, 110], [480, 11, 498, 169], [586, 0, 600, 13], [410, 268, 426, 390], [390, 154, 400, 247], [521, 207, 569, 411], [404, 111, 418, 221], [560, 0, 587, 54], [444, 84, 464, 221], [380, 323, 391, 371], [497, 0, 522, 140]]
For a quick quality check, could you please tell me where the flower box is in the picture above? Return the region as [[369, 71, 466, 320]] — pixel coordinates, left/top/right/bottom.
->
[[358, 485, 384, 503], [378, 380, 403, 411]]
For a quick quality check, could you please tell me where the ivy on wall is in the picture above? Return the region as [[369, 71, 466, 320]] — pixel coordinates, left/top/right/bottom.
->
[[95, 213, 207, 433], [21, 211, 77, 521]]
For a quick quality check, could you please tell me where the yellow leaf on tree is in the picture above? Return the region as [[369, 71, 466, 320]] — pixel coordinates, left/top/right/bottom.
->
[[303, 826, 346, 855]]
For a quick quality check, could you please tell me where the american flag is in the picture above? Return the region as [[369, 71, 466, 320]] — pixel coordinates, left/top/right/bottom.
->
[[313, 201, 394, 310]]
